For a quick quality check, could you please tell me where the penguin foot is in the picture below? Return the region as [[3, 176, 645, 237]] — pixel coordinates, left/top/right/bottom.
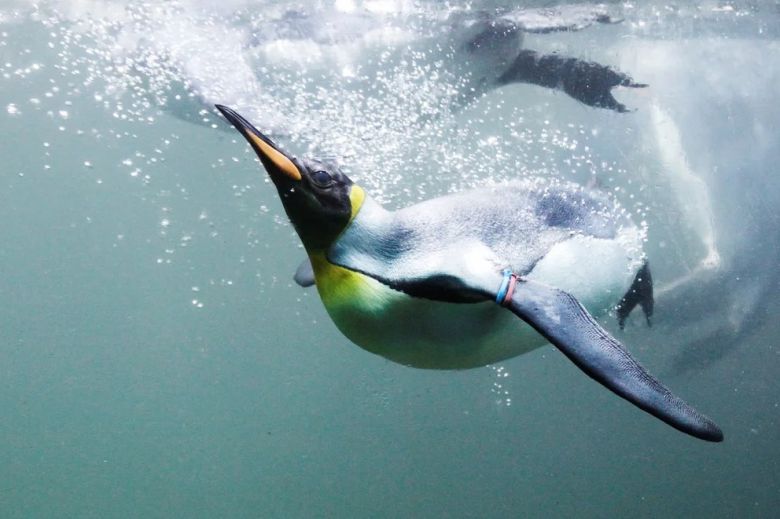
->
[[561, 60, 646, 112], [497, 50, 648, 112], [621, 79, 649, 89], [616, 261, 654, 329]]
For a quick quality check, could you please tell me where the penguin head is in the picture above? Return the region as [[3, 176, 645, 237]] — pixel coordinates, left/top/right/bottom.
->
[[455, 15, 522, 73], [216, 105, 363, 252]]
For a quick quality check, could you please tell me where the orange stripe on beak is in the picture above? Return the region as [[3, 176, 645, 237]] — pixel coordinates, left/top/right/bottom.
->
[[246, 132, 302, 181]]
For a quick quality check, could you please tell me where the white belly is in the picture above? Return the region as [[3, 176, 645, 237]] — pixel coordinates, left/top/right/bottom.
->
[[333, 291, 545, 369]]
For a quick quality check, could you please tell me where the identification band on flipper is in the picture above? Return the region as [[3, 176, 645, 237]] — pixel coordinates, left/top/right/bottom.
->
[[496, 268, 519, 307]]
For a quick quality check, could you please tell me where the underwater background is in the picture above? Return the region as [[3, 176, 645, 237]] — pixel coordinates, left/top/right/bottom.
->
[[1, 0, 779, 517]]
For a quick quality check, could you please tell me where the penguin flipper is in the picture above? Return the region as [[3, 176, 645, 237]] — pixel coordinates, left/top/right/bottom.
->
[[505, 277, 723, 442], [294, 258, 315, 287], [497, 50, 647, 112]]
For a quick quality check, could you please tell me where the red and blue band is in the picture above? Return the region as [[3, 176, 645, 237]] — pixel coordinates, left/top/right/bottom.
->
[[496, 268, 518, 307]]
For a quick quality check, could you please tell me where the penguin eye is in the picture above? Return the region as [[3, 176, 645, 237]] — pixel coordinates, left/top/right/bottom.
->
[[310, 170, 334, 188]]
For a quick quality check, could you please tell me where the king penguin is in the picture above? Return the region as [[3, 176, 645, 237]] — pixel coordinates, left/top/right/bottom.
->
[[215, 105, 723, 442]]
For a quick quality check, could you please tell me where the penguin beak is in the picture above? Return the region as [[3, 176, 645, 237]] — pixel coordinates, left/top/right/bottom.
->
[[215, 105, 302, 182]]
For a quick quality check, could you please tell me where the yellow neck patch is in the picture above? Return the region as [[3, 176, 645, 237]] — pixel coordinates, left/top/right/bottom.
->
[[309, 251, 387, 313], [348, 184, 365, 223], [307, 185, 386, 312]]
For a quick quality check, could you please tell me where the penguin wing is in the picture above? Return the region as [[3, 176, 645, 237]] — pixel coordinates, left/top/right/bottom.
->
[[505, 276, 723, 442], [294, 258, 316, 287]]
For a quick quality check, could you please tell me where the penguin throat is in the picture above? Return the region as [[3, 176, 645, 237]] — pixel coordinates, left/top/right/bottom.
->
[[292, 185, 368, 255]]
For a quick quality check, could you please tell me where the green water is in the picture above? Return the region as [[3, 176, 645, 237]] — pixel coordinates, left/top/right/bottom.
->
[[1, 2, 779, 517]]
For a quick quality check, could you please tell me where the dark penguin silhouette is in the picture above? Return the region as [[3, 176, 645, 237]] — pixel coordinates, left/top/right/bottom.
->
[[448, 8, 647, 112]]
